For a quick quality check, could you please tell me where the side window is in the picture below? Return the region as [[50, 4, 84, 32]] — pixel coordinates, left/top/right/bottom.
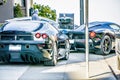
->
[[110, 24, 120, 30]]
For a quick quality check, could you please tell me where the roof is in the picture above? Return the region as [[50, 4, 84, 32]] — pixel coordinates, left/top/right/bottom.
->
[[89, 21, 114, 27]]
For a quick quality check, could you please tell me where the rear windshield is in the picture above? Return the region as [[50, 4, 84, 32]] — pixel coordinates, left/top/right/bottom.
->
[[2, 22, 42, 32]]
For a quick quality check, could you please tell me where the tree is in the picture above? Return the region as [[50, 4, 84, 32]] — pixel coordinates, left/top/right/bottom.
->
[[33, 4, 57, 21], [14, 4, 24, 17]]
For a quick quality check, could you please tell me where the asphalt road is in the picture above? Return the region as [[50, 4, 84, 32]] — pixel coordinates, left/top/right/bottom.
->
[[0, 51, 118, 80]]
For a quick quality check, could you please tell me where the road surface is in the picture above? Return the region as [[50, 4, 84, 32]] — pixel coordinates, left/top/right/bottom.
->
[[0, 51, 118, 80]]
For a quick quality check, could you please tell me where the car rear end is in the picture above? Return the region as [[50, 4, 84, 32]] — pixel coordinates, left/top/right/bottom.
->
[[72, 32, 94, 50], [68, 30, 102, 51], [0, 21, 54, 63]]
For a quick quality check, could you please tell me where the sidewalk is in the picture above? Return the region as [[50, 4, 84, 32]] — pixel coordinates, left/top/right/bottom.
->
[[18, 53, 119, 80], [63, 53, 117, 80], [104, 54, 120, 80]]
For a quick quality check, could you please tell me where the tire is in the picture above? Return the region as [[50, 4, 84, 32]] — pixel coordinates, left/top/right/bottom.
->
[[62, 40, 70, 60], [95, 35, 112, 55], [44, 42, 57, 66]]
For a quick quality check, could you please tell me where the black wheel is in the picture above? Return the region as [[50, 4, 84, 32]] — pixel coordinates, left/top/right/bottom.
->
[[44, 42, 58, 66], [95, 35, 112, 55], [62, 40, 70, 60]]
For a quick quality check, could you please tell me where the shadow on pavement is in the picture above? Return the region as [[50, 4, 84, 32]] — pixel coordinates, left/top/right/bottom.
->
[[0, 49, 116, 67]]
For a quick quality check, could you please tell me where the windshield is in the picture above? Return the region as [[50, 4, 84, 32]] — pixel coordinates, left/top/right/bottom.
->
[[2, 21, 42, 32], [75, 23, 96, 31], [58, 17, 74, 29], [75, 24, 85, 31], [59, 23, 74, 29]]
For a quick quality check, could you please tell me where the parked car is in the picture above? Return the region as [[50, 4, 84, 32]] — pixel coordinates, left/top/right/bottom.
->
[[0, 20, 70, 66], [58, 17, 79, 49], [67, 21, 120, 55]]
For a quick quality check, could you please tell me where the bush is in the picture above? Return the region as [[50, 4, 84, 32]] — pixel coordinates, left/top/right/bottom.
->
[[0, 23, 3, 27], [14, 4, 24, 17]]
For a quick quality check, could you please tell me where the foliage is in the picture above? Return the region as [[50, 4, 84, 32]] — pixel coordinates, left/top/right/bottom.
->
[[0, 23, 3, 27], [33, 4, 57, 21], [3, 0, 7, 3], [14, 4, 24, 17], [0, 0, 7, 5]]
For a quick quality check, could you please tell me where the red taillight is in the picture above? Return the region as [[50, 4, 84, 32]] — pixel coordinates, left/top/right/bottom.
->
[[89, 31, 96, 38], [42, 33, 48, 39], [35, 33, 41, 38], [35, 33, 48, 39]]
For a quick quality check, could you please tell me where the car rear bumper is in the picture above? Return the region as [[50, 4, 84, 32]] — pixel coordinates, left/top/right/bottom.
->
[[0, 41, 52, 63], [74, 39, 101, 50], [0, 50, 44, 62], [0, 40, 46, 44]]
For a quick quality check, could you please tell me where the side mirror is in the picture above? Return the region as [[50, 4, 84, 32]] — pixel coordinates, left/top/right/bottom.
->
[[60, 30, 68, 34]]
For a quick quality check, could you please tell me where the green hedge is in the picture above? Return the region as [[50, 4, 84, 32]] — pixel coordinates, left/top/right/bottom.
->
[[0, 23, 3, 27], [14, 4, 24, 17]]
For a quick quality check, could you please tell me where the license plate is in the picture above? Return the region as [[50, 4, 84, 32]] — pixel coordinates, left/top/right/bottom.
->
[[69, 39, 74, 44], [75, 39, 85, 42], [9, 45, 21, 51]]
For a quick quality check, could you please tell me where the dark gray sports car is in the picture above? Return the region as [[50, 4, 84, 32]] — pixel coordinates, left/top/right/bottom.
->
[[67, 21, 120, 55], [0, 21, 70, 66]]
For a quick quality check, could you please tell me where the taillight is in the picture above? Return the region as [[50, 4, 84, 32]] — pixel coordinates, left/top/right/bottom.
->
[[35, 33, 41, 38], [89, 31, 96, 38], [42, 33, 48, 39], [35, 33, 48, 39]]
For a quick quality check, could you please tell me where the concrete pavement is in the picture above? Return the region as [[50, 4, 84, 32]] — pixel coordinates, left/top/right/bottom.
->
[[0, 52, 119, 80], [19, 53, 118, 80], [104, 53, 120, 80], [0, 64, 29, 80]]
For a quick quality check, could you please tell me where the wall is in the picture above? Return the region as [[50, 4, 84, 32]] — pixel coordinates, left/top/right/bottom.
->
[[26, 0, 31, 17], [0, 0, 32, 22], [0, 0, 14, 23]]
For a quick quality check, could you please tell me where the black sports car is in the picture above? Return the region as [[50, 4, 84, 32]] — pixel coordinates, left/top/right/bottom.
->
[[0, 21, 70, 66], [67, 21, 120, 55]]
